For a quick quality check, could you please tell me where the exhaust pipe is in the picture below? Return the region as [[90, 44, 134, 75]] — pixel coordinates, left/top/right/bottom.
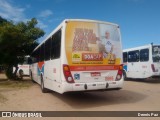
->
[[84, 84, 87, 90], [106, 83, 109, 88]]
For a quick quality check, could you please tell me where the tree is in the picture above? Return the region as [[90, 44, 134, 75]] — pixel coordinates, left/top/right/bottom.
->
[[0, 16, 7, 24], [0, 17, 45, 79]]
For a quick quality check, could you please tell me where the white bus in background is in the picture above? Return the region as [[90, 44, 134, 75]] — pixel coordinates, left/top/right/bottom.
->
[[30, 19, 124, 94], [123, 43, 160, 79], [13, 56, 31, 77]]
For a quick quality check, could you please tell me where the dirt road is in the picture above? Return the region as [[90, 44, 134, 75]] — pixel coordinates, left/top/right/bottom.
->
[[0, 74, 160, 120]]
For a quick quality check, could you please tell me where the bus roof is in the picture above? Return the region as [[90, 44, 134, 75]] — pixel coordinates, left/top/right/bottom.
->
[[65, 19, 119, 26], [123, 43, 160, 52], [32, 19, 119, 53]]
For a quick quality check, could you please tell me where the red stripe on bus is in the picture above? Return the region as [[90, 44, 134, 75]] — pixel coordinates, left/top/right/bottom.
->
[[38, 61, 44, 70], [69, 65, 120, 71]]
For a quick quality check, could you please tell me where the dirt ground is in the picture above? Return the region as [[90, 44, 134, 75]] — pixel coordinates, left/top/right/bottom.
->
[[0, 73, 160, 120]]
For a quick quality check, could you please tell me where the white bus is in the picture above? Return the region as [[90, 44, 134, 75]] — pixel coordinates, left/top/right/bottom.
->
[[30, 19, 124, 94], [13, 56, 31, 77], [123, 44, 160, 79]]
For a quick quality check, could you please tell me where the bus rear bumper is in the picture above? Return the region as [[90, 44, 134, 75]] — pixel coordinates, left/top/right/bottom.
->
[[61, 80, 124, 93]]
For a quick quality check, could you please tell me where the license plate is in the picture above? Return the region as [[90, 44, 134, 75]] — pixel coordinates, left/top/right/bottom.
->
[[91, 72, 101, 77]]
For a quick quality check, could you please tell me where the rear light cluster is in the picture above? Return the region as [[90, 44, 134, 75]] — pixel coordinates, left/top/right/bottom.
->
[[151, 64, 156, 72], [116, 64, 123, 81], [63, 64, 74, 83]]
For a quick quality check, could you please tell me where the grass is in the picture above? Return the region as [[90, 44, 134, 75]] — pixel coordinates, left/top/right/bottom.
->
[[0, 80, 33, 89], [0, 79, 33, 103], [0, 74, 33, 103]]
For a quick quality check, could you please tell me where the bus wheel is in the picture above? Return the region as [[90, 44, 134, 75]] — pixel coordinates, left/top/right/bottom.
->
[[123, 71, 127, 80], [40, 75, 48, 93], [19, 70, 23, 79]]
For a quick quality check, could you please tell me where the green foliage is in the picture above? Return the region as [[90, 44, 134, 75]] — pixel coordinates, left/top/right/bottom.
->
[[0, 80, 33, 88], [5, 65, 14, 79], [0, 16, 7, 24], [0, 16, 45, 79]]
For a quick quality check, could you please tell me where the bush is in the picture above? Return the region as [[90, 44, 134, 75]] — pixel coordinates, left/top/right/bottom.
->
[[5, 66, 14, 79]]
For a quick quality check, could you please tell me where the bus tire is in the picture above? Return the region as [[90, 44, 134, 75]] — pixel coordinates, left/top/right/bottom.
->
[[123, 71, 127, 80], [41, 75, 48, 93], [19, 70, 23, 79]]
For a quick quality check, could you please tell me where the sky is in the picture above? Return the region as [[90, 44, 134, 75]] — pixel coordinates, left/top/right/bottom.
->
[[0, 0, 160, 49]]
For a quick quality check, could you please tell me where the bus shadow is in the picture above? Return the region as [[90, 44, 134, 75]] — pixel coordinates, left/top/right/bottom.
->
[[51, 89, 147, 109], [0, 79, 8, 82], [125, 78, 160, 84]]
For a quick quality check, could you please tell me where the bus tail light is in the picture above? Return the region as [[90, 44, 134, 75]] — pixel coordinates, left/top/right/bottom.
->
[[116, 64, 123, 81], [151, 64, 156, 72], [63, 64, 74, 83]]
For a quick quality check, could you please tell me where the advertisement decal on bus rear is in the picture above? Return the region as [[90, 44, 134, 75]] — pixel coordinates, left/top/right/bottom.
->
[[65, 21, 122, 69]]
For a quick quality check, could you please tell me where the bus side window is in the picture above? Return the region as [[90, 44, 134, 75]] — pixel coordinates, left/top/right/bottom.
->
[[45, 38, 51, 61], [36, 48, 40, 62], [128, 50, 139, 62], [123, 52, 128, 62], [31, 50, 37, 63], [140, 49, 149, 62], [40, 43, 45, 62], [51, 30, 61, 59], [135, 50, 140, 62], [51, 36, 55, 59]]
